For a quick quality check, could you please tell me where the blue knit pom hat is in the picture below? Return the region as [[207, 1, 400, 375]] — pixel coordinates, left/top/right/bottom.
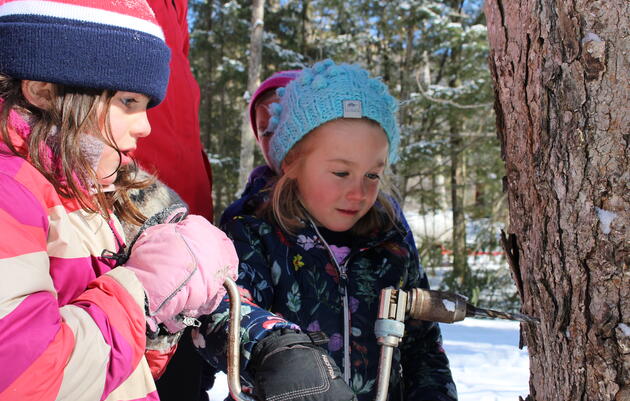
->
[[268, 59, 400, 172], [0, 0, 171, 107]]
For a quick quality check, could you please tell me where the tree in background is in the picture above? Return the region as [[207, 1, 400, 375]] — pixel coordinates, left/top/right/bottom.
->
[[485, 0, 629, 399], [237, 0, 265, 190]]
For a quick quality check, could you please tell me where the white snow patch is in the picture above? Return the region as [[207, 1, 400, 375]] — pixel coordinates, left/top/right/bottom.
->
[[619, 323, 630, 337], [595, 207, 617, 234], [581, 32, 603, 45], [441, 319, 530, 401], [468, 24, 487, 34], [443, 299, 456, 312]]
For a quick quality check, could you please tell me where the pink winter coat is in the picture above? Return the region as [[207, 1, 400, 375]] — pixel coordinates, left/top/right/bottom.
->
[[0, 109, 166, 400]]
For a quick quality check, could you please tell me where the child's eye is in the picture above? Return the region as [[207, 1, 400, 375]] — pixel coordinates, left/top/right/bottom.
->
[[261, 130, 274, 137], [120, 97, 138, 107], [366, 173, 381, 181], [333, 171, 349, 178]]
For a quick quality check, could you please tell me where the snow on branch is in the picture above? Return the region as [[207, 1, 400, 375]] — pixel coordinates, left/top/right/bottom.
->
[[413, 69, 493, 109]]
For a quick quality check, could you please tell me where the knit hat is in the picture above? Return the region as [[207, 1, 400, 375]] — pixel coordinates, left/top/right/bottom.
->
[[268, 59, 399, 172], [248, 70, 301, 139], [0, 0, 171, 107]]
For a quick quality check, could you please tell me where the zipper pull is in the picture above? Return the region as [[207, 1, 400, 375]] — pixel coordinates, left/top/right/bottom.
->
[[338, 262, 349, 292], [181, 315, 201, 328]]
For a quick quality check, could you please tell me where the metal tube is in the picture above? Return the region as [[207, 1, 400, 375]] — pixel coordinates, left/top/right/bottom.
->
[[374, 343, 394, 401], [374, 288, 407, 401], [223, 277, 256, 401], [406, 288, 467, 323]]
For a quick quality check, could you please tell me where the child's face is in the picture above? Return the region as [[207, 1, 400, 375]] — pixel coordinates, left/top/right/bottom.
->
[[289, 119, 388, 232], [96, 91, 151, 186], [254, 91, 279, 167]]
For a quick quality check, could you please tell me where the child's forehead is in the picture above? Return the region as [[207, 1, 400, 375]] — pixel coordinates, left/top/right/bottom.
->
[[310, 118, 386, 139], [304, 119, 389, 160]]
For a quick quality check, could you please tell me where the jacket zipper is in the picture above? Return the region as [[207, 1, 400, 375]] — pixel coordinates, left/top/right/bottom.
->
[[339, 258, 351, 384], [309, 220, 352, 385]]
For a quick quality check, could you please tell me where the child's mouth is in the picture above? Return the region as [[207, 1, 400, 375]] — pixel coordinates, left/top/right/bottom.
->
[[120, 149, 135, 166], [337, 209, 358, 216]]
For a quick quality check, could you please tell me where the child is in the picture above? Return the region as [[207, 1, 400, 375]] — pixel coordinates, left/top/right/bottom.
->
[[216, 60, 458, 401], [0, 1, 237, 399], [249, 70, 301, 168], [223, 69, 422, 263]]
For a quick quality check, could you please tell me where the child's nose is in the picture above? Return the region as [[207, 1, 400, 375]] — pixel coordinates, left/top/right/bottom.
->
[[132, 111, 152, 138], [346, 179, 367, 201]]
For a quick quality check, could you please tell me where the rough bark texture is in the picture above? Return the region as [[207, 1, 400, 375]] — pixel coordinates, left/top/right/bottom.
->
[[484, 1, 629, 400]]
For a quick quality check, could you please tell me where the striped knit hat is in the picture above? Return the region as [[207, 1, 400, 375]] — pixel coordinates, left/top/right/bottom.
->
[[268, 59, 399, 172], [0, 0, 171, 106]]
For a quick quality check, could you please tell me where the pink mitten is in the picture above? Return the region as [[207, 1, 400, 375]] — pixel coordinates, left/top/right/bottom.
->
[[125, 214, 238, 333]]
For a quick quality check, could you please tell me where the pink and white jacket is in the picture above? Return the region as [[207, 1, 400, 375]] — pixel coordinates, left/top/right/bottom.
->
[[0, 109, 163, 400]]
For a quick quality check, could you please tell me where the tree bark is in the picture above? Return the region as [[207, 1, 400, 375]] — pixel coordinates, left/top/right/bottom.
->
[[485, 1, 629, 400], [237, 0, 265, 191]]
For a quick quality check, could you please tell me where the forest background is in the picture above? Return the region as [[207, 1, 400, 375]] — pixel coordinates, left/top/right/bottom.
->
[[189, 0, 517, 309]]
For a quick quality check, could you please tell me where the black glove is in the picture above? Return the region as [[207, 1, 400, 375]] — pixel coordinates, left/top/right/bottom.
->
[[249, 329, 357, 401]]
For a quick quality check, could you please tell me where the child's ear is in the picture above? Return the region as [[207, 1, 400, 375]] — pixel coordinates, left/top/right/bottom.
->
[[21, 80, 55, 110], [281, 153, 300, 178]]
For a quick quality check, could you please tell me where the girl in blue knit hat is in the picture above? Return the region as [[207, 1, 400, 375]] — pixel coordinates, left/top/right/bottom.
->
[[199, 59, 458, 401]]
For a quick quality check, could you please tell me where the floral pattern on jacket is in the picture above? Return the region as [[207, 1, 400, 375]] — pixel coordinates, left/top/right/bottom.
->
[[219, 214, 457, 401]]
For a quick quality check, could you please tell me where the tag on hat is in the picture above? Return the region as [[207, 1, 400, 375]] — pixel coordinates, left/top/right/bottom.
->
[[343, 100, 363, 118]]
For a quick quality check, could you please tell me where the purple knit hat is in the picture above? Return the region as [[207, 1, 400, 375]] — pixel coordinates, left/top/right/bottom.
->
[[249, 70, 301, 139]]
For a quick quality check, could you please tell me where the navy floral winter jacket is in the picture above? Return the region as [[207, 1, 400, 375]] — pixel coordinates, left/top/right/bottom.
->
[[195, 166, 457, 401]]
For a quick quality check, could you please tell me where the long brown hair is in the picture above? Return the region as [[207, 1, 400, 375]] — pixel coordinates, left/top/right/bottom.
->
[[0, 74, 150, 224], [257, 119, 398, 237]]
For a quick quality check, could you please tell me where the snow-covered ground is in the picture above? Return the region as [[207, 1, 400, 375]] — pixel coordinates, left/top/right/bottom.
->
[[207, 317, 530, 401], [441, 318, 530, 401]]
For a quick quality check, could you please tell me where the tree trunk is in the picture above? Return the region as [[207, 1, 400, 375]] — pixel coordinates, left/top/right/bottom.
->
[[446, 13, 470, 291], [237, 0, 265, 191], [448, 118, 469, 290], [397, 22, 415, 208], [300, 0, 309, 57], [485, 1, 629, 400], [213, 15, 226, 223], [198, 0, 214, 152]]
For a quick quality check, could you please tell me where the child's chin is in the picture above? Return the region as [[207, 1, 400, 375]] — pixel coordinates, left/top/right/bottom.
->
[[97, 175, 117, 187], [323, 222, 355, 232]]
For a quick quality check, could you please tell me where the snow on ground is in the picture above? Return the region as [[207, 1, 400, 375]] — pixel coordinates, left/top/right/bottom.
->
[[207, 372, 229, 401], [208, 317, 530, 401], [441, 318, 530, 401]]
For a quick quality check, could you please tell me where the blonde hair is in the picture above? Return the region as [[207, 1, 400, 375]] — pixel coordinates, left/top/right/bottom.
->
[[0, 74, 150, 225], [258, 118, 399, 237]]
